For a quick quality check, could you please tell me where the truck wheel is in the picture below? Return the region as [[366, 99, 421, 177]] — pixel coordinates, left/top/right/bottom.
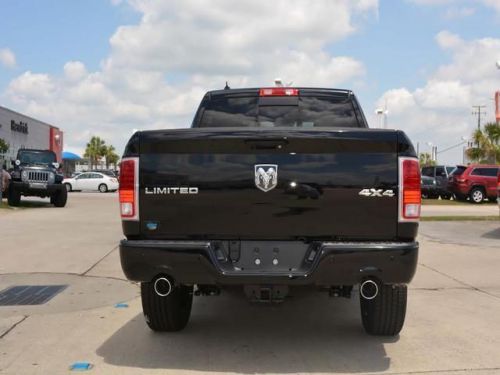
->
[[53, 188, 68, 207], [469, 187, 485, 203], [360, 283, 407, 336], [141, 281, 193, 332], [98, 183, 108, 193], [7, 187, 21, 207]]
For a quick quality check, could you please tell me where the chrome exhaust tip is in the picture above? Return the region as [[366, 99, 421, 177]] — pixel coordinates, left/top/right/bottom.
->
[[154, 277, 173, 297], [360, 279, 379, 300]]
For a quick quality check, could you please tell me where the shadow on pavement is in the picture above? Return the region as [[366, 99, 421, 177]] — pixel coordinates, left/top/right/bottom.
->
[[0, 200, 53, 209], [482, 227, 500, 240], [97, 290, 396, 373]]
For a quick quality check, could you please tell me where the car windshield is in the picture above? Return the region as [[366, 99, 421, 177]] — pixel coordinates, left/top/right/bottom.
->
[[196, 95, 363, 128], [18, 150, 56, 165]]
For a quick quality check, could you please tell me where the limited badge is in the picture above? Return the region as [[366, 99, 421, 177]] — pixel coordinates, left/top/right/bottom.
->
[[254, 164, 278, 192]]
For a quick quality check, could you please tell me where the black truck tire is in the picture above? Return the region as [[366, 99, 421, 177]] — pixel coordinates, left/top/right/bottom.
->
[[360, 283, 407, 336], [7, 187, 21, 207], [141, 281, 193, 332], [52, 187, 68, 207]]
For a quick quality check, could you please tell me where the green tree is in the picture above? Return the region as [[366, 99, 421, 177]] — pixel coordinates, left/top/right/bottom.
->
[[0, 138, 8, 201], [0, 138, 9, 155], [419, 152, 436, 167], [84, 136, 107, 170], [104, 145, 120, 169], [466, 122, 500, 164]]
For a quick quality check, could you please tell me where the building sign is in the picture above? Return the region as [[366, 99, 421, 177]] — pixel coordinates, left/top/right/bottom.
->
[[11, 120, 29, 134]]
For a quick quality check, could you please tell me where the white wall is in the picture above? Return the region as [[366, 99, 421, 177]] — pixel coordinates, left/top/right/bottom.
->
[[0, 106, 52, 164]]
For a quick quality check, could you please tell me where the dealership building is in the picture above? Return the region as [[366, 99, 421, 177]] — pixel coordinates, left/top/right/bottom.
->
[[0, 105, 64, 166]]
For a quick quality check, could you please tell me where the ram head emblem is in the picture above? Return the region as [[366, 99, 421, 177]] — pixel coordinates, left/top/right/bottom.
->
[[254, 164, 278, 192]]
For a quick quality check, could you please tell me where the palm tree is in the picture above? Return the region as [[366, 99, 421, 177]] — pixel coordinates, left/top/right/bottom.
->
[[104, 145, 119, 169], [466, 122, 500, 164], [84, 136, 106, 170]]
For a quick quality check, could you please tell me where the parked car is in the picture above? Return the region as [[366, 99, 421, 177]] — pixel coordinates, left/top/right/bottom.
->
[[91, 169, 118, 178], [421, 165, 455, 198], [118, 86, 420, 336], [69, 171, 82, 178], [421, 175, 439, 199], [7, 149, 67, 207], [497, 172, 500, 213], [63, 172, 119, 193], [448, 164, 500, 203]]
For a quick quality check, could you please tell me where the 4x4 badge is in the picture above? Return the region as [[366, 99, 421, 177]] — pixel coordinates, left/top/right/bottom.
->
[[358, 188, 395, 197], [254, 164, 278, 192]]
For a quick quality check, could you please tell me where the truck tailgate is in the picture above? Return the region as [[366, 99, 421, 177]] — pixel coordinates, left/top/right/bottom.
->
[[138, 128, 399, 240]]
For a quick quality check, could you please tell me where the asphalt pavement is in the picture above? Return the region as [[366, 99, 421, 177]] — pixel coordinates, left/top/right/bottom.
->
[[0, 194, 499, 375], [421, 202, 498, 217]]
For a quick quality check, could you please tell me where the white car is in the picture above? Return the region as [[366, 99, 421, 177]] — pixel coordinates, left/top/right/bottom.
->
[[63, 172, 119, 193]]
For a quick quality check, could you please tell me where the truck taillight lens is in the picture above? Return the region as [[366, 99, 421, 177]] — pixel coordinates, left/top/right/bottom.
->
[[399, 157, 421, 221], [119, 157, 139, 220], [259, 87, 299, 96]]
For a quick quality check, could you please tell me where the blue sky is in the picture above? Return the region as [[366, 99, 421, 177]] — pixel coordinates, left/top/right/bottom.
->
[[0, 0, 138, 87], [0, 0, 499, 164]]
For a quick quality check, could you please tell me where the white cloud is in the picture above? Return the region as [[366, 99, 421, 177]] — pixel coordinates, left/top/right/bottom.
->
[[408, 0, 459, 5], [414, 80, 472, 109], [63, 61, 88, 82], [480, 0, 500, 13], [435, 30, 463, 49], [373, 31, 500, 164], [408, 0, 500, 14], [0, 48, 16, 68], [8, 72, 55, 100], [3, 0, 377, 154], [444, 6, 475, 20]]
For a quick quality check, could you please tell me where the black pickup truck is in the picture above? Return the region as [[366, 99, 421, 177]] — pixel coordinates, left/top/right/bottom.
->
[[119, 87, 420, 336]]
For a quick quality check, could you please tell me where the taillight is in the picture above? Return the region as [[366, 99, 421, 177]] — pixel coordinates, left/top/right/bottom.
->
[[119, 157, 139, 220], [259, 87, 299, 96], [399, 157, 421, 221]]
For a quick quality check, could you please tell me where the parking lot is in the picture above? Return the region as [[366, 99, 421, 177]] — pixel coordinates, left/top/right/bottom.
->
[[0, 193, 499, 375]]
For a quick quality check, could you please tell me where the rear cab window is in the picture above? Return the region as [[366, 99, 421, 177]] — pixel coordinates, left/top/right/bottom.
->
[[192, 89, 367, 128]]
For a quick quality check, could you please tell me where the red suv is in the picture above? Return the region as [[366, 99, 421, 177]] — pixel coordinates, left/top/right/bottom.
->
[[449, 164, 500, 203]]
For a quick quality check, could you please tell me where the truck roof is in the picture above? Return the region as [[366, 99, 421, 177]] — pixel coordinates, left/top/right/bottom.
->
[[206, 87, 352, 97]]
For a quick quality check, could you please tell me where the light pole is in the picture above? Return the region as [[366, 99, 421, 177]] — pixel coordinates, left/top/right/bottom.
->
[[426, 142, 437, 162], [495, 61, 500, 124], [375, 107, 388, 129]]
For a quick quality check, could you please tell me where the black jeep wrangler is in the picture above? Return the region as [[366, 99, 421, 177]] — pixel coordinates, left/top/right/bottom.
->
[[8, 149, 67, 207]]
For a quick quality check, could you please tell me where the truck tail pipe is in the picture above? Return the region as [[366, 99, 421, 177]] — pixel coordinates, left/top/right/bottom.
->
[[153, 276, 174, 297], [360, 279, 379, 300]]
